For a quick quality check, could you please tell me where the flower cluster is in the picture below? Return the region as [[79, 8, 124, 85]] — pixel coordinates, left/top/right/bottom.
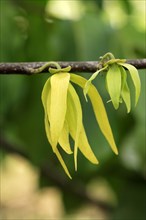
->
[[41, 62, 118, 178], [40, 53, 141, 178], [84, 53, 141, 113]]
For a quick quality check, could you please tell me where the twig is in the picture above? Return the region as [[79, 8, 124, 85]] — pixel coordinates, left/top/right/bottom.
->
[[0, 136, 115, 213], [0, 59, 146, 75]]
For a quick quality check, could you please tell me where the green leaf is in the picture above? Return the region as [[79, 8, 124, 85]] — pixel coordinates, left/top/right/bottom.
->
[[70, 74, 118, 155], [106, 64, 122, 109], [50, 72, 70, 148], [120, 66, 131, 113], [119, 63, 141, 106]]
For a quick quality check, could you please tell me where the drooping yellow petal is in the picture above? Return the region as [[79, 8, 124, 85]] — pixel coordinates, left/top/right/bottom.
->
[[41, 78, 52, 146], [58, 119, 73, 154], [74, 125, 99, 165], [106, 64, 122, 109], [45, 115, 72, 178], [119, 63, 141, 106], [44, 108, 72, 179], [67, 83, 82, 171], [78, 126, 99, 164], [41, 77, 51, 113], [120, 66, 131, 113], [54, 147, 72, 179], [41, 76, 71, 178], [70, 74, 118, 155], [44, 114, 52, 145], [84, 65, 108, 101], [50, 72, 70, 148], [66, 88, 99, 166], [42, 77, 72, 154]]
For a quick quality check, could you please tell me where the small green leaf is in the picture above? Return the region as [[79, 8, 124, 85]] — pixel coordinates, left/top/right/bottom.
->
[[70, 74, 118, 155], [106, 64, 122, 109], [119, 63, 141, 106], [120, 66, 131, 113]]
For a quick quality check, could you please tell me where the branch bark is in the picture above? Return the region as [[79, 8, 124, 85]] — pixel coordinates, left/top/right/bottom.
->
[[0, 59, 146, 75]]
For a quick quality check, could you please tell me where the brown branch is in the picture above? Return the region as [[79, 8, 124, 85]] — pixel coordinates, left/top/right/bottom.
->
[[0, 136, 115, 213], [0, 59, 146, 75]]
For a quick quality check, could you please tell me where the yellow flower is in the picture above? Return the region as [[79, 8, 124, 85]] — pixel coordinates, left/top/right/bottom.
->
[[41, 64, 118, 178]]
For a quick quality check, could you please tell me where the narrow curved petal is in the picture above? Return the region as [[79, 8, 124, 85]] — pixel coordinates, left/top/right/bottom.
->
[[119, 63, 141, 106], [54, 147, 72, 179], [50, 73, 70, 148], [84, 65, 108, 101], [41, 78, 52, 146], [70, 74, 118, 155], [58, 120, 73, 154], [67, 83, 82, 170], [77, 126, 99, 164], [41, 77, 51, 112], [66, 88, 99, 166], [45, 115, 72, 178], [106, 64, 122, 109], [42, 77, 71, 178]]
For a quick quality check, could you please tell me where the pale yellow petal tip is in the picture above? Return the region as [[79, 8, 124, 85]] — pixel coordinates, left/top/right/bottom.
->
[[68, 174, 72, 179], [65, 171, 72, 179], [127, 109, 130, 114], [114, 148, 119, 155], [74, 157, 78, 172], [67, 150, 73, 155], [95, 160, 99, 165]]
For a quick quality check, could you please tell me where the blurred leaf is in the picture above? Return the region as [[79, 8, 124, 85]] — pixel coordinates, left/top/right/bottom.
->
[[120, 0, 132, 14], [94, 0, 103, 9], [111, 180, 146, 220]]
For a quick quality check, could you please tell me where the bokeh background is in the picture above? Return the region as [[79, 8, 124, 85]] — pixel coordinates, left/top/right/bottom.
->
[[0, 0, 145, 219]]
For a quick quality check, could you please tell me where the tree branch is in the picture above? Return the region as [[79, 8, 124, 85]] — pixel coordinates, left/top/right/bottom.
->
[[0, 59, 146, 75], [0, 136, 115, 213]]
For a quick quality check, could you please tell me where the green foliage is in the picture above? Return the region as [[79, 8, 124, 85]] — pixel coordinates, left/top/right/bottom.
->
[[0, 0, 145, 219]]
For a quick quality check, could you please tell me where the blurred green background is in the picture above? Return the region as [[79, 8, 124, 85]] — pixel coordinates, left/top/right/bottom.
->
[[0, 0, 145, 219]]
